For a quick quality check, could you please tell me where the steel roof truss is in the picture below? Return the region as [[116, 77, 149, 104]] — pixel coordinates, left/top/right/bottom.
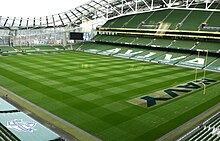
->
[[123, 0, 135, 12], [52, 15, 56, 27], [75, 8, 84, 15], [81, 5, 90, 13], [3, 17, 9, 27], [11, 17, 16, 27], [65, 13, 72, 23], [70, 10, 78, 18], [58, 14, 65, 26], [46, 16, 49, 27]]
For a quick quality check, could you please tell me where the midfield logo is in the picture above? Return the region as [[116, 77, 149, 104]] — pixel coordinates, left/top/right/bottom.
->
[[128, 78, 218, 108], [7, 119, 37, 132]]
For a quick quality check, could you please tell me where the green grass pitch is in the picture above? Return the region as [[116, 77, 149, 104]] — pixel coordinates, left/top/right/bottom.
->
[[0, 51, 219, 141]]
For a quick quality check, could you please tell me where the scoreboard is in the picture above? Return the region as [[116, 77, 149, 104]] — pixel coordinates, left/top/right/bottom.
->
[[69, 32, 90, 40]]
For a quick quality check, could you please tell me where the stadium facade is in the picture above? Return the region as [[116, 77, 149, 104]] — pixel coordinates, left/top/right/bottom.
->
[[0, 0, 219, 46]]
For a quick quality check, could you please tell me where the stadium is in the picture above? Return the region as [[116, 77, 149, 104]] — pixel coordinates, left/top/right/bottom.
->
[[0, 0, 219, 140]]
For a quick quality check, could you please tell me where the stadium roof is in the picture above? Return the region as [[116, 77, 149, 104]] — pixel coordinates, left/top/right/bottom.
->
[[0, 0, 219, 30], [0, 112, 61, 141], [0, 97, 18, 112]]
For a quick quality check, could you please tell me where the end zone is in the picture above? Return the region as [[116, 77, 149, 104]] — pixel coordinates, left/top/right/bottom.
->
[[127, 78, 218, 108]]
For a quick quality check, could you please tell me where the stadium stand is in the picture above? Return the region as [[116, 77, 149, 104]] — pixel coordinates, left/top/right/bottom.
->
[[206, 57, 220, 71], [12, 45, 65, 52], [87, 3, 220, 72], [0, 97, 62, 141], [177, 10, 211, 31], [102, 7, 220, 31], [13, 46, 36, 52], [80, 40, 219, 72], [0, 45, 65, 53], [178, 112, 220, 141], [172, 40, 198, 50], [0, 123, 20, 141], [0, 46, 15, 52], [34, 45, 65, 51], [133, 37, 154, 45], [177, 54, 218, 68], [95, 35, 220, 53]]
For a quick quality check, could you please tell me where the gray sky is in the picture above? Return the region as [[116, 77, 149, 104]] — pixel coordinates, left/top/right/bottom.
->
[[0, 0, 89, 17]]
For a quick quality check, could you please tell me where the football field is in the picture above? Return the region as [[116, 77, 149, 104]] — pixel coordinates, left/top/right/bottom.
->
[[0, 51, 219, 141]]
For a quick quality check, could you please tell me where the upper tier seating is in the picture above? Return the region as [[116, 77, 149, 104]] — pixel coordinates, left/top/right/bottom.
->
[[95, 3, 220, 55], [102, 4, 220, 32]]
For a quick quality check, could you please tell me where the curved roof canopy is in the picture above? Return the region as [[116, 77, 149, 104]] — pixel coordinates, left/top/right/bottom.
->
[[0, 0, 219, 30]]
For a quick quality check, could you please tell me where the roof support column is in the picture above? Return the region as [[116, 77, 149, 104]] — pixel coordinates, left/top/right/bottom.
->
[[135, 0, 138, 11], [106, 5, 109, 19], [169, 0, 171, 7], [151, 0, 154, 10], [63, 31, 67, 47], [121, 0, 124, 14]]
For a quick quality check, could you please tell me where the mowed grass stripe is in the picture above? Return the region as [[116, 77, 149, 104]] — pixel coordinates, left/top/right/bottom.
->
[[1, 55, 194, 102], [1, 55, 190, 97], [0, 51, 219, 141]]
